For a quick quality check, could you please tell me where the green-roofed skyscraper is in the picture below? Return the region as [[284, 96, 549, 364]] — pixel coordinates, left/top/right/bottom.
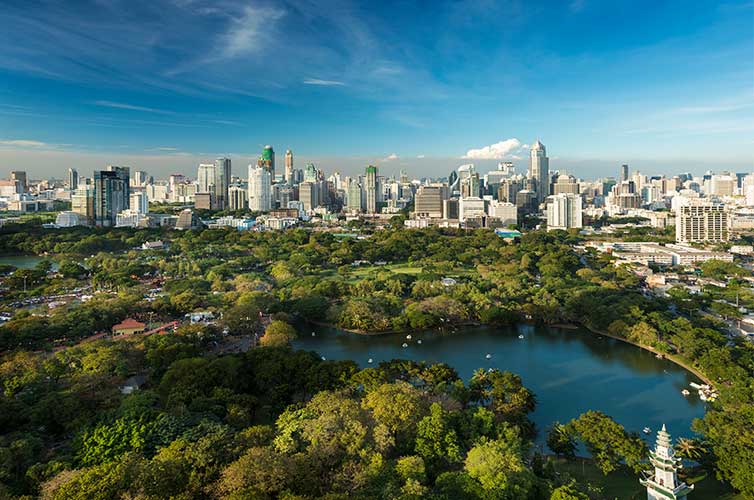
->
[[257, 145, 275, 181]]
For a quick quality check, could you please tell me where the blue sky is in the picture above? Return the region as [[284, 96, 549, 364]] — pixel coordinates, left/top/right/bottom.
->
[[0, 0, 752, 179]]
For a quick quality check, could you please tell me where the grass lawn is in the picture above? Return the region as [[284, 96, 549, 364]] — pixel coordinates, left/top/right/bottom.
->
[[549, 457, 741, 499]]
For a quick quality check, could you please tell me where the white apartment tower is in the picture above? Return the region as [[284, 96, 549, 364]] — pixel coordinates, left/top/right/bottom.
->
[[248, 165, 271, 212], [546, 193, 583, 231], [675, 199, 728, 243]]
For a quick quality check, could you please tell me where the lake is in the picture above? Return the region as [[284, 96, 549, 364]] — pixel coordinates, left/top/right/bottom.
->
[[293, 323, 707, 445], [0, 255, 59, 271]]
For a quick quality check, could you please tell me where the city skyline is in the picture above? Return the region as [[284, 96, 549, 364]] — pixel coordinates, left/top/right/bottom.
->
[[0, 0, 752, 179]]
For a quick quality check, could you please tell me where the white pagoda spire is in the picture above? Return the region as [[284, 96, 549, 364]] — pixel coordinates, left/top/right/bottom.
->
[[640, 424, 693, 499]]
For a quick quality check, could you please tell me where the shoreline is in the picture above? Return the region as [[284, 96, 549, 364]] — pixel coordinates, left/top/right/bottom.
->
[[306, 318, 714, 386]]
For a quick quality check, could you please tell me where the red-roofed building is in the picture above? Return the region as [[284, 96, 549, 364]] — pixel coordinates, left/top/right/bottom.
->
[[112, 318, 146, 336]]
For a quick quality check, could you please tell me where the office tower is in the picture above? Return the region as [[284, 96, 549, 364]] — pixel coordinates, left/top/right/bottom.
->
[[214, 157, 231, 209], [284, 149, 293, 183], [460, 170, 481, 198], [414, 184, 447, 218], [175, 209, 199, 230], [228, 185, 248, 211], [498, 161, 515, 175], [497, 178, 522, 203], [299, 181, 318, 211], [546, 193, 583, 231], [71, 187, 94, 224], [709, 173, 736, 197], [528, 140, 549, 202], [131, 170, 148, 187], [257, 145, 275, 180], [400, 170, 409, 184], [620, 164, 629, 182], [130, 191, 149, 215], [552, 174, 579, 195], [346, 177, 363, 212], [248, 165, 271, 212], [197, 163, 215, 193], [459, 196, 485, 221], [303, 163, 318, 183], [93, 167, 130, 227], [10, 171, 27, 192], [487, 201, 518, 226], [675, 199, 728, 243], [67, 168, 78, 189], [365, 165, 378, 213], [328, 171, 342, 190]]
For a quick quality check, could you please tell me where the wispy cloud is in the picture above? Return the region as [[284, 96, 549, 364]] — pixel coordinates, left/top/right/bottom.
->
[[93, 100, 175, 115], [417, 154, 426, 159], [303, 78, 346, 86], [464, 138, 526, 160], [219, 5, 285, 58], [0, 139, 53, 148], [383, 153, 399, 161]]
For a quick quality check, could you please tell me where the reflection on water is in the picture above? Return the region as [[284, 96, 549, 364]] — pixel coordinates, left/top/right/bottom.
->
[[0, 255, 59, 271], [293, 324, 706, 444]]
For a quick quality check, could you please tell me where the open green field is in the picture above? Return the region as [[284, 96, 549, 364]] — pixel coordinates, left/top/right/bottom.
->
[[550, 457, 741, 499]]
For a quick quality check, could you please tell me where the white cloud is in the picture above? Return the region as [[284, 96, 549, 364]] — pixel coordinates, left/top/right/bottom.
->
[[94, 100, 174, 115], [383, 153, 399, 161], [417, 154, 425, 159], [220, 5, 285, 58], [0, 139, 51, 148], [464, 138, 525, 159], [303, 78, 346, 86]]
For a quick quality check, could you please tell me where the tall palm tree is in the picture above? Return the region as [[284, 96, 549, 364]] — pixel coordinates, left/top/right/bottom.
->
[[675, 437, 706, 461]]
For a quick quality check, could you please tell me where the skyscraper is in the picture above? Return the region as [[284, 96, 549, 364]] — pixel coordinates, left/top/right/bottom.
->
[[130, 191, 149, 215], [365, 165, 378, 214], [131, 170, 149, 187], [346, 177, 363, 212], [258, 145, 275, 180], [284, 149, 293, 184], [620, 164, 629, 182], [94, 167, 130, 227], [248, 165, 271, 212], [529, 140, 549, 203], [10, 171, 26, 193], [67, 168, 78, 189], [197, 163, 216, 194], [214, 157, 231, 209]]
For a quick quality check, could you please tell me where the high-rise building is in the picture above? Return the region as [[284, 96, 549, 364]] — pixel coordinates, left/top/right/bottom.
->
[[71, 186, 94, 224], [365, 165, 378, 213], [552, 174, 579, 195], [346, 177, 363, 212], [10, 171, 27, 192], [248, 165, 271, 212], [257, 145, 275, 180], [546, 193, 583, 231], [228, 185, 248, 211], [130, 191, 149, 215], [197, 163, 216, 194], [131, 170, 149, 187], [675, 199, 728, 243], [620, 164, 629, 182], [414, 184, 447, 218], [93, 167, 130, 227], [299, 181, 318, 211], [214, 157, 231, 210], [529, 140, 549, 203], [67, 168, 78, 190], [284, 149, 293, 183]]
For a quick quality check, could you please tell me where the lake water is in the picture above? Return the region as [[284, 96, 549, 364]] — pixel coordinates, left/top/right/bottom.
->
[[293, 324, 706, 445], [0, 255, 59, 271]]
